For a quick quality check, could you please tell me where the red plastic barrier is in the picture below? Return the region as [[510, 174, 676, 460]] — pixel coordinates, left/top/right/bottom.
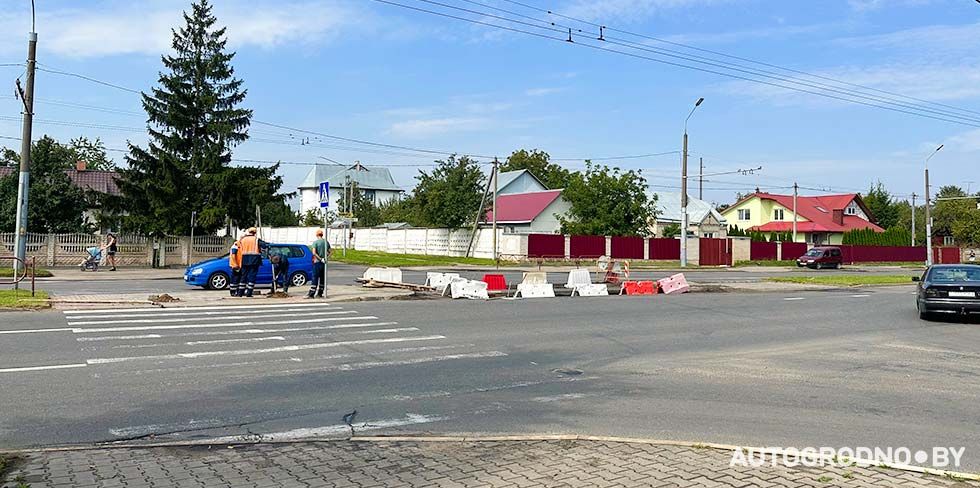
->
[[527, 234, 565, 258], [621, 281, 658, 295], [569, 235, 606, 258], [610, 236, 644, 259], [482, 274, 508, 291], [649, 238, 680, 260], [781, 242, 808, 260], [750, 241, 778, 261]]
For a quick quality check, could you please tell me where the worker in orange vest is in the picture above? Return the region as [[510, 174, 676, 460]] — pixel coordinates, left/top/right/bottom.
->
[[228, 236, 243, 297], [236, 227, 268, 297]]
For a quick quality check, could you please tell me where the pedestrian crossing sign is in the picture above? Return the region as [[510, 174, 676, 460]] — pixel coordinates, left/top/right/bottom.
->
[[319, 181, 330, 208]]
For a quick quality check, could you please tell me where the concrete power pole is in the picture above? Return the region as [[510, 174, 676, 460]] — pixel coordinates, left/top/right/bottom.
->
[[680, 97, 703, 268], [13, 30, 38, 275], [925, 168, 932, 266], [492, 157, 498, 268], [910, 193, 916, 246], [792, 182, 798, 243]]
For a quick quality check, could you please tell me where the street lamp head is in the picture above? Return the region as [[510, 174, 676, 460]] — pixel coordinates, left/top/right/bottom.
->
[[935, 144, 943, 152], [694, 97, 704, 107]]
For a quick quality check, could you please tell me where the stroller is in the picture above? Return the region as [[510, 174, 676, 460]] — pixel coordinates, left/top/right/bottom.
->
[[80, 246, 103, 271]]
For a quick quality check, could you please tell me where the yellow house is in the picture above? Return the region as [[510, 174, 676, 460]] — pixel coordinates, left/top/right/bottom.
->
[[720, 192, 884, 245]]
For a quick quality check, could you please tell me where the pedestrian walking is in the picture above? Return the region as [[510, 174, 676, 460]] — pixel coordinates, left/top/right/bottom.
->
[[237, 227, 267, 297], [103, 233, 118, 271], [270, 247, 290, 294], [307, 229, 331, 298], [228, 237, 242, 297]]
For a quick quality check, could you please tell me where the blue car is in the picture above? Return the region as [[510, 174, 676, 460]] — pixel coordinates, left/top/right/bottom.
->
[[184, 243, 312, 290]]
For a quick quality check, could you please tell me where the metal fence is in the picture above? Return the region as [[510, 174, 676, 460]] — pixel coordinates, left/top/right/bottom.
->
[[0, 233, 232, 267]]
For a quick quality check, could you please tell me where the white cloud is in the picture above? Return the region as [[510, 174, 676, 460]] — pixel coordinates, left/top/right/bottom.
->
[[0, 0, 361, 58], [662, 21, 848, 45], [387, 117, 492, 138], [525, 87, 563, 97], [947, 128, 980, 153], [847, 0, 941, 12], [834, 21, 980, 56], [563, 0, 730, 22]]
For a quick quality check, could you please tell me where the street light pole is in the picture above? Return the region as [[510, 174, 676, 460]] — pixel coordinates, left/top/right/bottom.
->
[[924, 144, 943, 266], [680, 97, 704, 268], [910, 193, 916, 246], [13, 28, 37, 276]]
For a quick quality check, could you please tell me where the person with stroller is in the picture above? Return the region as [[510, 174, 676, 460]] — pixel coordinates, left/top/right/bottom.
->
[[103, 233, 118, 271], [80, 246, 102, 271]]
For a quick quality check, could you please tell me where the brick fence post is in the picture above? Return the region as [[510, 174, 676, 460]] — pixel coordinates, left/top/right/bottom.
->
[[46, 234, 56, 267]]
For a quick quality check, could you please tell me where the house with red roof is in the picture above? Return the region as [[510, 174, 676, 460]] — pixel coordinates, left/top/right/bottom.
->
[[720, 191, 884, 245], [483, 189, 569, 234]]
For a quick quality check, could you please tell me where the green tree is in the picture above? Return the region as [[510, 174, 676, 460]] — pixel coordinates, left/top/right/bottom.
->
[[0, 136, 90, 233], [116, 0, 276, 235], [952, 210, 980, 246], [499, 149, 573, 190], [662, 223, 681, 237], [932, 186, 973, 241], [336, 182, 383, 228], [863, 181, 898, 229], [559, 162, 657, 236], [69, 137, 114, 170], [411, 155, 486, 228], [300, 208, 325, 227], [377, 198, 419, 226]]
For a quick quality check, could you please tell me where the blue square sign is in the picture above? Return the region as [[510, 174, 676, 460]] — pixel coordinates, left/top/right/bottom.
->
[[319, 181, 330, 208]]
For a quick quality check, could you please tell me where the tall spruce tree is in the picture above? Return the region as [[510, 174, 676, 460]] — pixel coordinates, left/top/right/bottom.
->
[[118, 0, 285, 235]]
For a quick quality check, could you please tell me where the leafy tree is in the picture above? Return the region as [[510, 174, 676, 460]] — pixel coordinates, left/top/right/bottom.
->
[[863, 181, 898, 229], [336, 182, 383, 228], [411, 155, 486, 229], [259, 200, 299, 227], [300, 208, 325, 227], [661, 223, 681, 237], [0, 136, 90, 233], [952, 210, 980, 246], [559, 162, 657, 236], [377, 198, 419, 226], [932, 186, 973, 241], [116, 0, 285, 235], [500, 149, 572, 190], [69, 137, 114, 170]]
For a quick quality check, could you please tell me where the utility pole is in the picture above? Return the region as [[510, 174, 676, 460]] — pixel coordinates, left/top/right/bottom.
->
[[924, 145, 943, 266], [680, 97, 704, 268], [13, 28, 37, 276], [492, 157, 498, 268], [343, 174, 351, 257], [698, 157, 704, 200], [792, 182, 798, 243], [910, 193, 916, 246]]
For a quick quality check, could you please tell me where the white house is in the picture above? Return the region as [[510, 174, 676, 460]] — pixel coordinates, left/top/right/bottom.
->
[[298, 162, 403, 214], [483, 189, 569, 234], [649, 191, 728, 238], [496, 169, 548, 194]]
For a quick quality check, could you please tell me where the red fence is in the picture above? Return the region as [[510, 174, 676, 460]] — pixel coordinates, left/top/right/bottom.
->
[[569, 235, 606, 258], [649, 238, 680, 260], [700, 238, 732, 266], [610, 236, 644, 259], [840, 245, 926, 263], [781, 242, 808, 260], [935, 247, 961, 264], [527, 234, 565, 258], [749, 242, 778, 261]]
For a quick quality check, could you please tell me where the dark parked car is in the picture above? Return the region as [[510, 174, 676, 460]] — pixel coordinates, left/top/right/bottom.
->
[[914, 264, 980, 320], [796, 246, 843, 269]]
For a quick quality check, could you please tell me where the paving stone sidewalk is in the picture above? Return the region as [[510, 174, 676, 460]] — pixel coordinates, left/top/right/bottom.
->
[[3, 439, 977, 488]]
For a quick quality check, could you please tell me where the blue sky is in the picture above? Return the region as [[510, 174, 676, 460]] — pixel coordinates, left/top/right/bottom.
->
[[1, 0, 978, 209]]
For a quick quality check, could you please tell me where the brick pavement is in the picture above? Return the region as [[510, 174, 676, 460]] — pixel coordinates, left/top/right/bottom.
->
[[2, 439, 977, 488]]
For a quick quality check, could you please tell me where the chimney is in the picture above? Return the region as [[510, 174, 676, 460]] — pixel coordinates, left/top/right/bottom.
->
[[832, 209, 844, 225], [76, 160, 87, 172]]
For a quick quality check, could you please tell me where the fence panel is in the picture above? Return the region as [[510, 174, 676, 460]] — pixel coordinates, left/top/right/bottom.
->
[[527, 234, 565, 258], [648, 238, 680, 260], [749, 241, 778, 261], [609, 236, 644, 259], [841, 245, 926, 263], [569, 235, 605, 259], [935, 247, 961, 264], [780, 242, 808, 260], [699, 238, 732, 266]]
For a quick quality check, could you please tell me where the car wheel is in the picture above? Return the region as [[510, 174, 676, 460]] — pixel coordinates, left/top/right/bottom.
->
[[917, 302, 930, 321], [290, 271, 308, 287], [834, 262, 842, 269], [208, 272, 230, 290]]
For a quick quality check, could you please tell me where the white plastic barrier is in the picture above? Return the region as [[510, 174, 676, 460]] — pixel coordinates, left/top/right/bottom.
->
[[572, 283, 609, 297], [515, 283, 556, 298], [658, 273, 690, 295], [425, 272, 460, 292], [362, 267, 403, 283], [449, 279, 490, 300], [564, 268, 593, 289], [522, 272, 549, 285]]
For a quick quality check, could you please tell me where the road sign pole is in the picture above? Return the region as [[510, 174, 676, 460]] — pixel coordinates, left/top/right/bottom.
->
[[319, 180, 330, 297]]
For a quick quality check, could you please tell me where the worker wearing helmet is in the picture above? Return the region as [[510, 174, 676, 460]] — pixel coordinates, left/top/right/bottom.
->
[[228, 236, 243, 297], [237, 227, 267, 297]]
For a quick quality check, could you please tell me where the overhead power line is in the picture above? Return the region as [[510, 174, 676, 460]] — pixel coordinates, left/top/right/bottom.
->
[[372, 0, 980, 128]]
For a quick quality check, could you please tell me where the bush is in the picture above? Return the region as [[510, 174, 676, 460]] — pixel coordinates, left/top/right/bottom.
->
[[842, 227, 911, 246]]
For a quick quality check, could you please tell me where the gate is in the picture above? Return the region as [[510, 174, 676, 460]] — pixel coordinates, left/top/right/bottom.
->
[[699, 238, 732, 266]]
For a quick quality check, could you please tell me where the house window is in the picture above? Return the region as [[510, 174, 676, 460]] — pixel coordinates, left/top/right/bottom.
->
[[737, 209, 751, 220], [363, 189, 376, 203], [944, 235, 955, 246], [774, 209, 784, 221], [845, 205, 857, 215], [703, 232, 715, 238]]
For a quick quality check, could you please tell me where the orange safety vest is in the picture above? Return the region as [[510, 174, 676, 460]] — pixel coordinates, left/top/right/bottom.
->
[[238, 235, 261, 255], [229, 241, 242, 268]]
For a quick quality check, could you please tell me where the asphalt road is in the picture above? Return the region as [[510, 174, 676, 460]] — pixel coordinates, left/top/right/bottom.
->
[[34, 263, 923, 296], [3, 284, 979, 471]]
